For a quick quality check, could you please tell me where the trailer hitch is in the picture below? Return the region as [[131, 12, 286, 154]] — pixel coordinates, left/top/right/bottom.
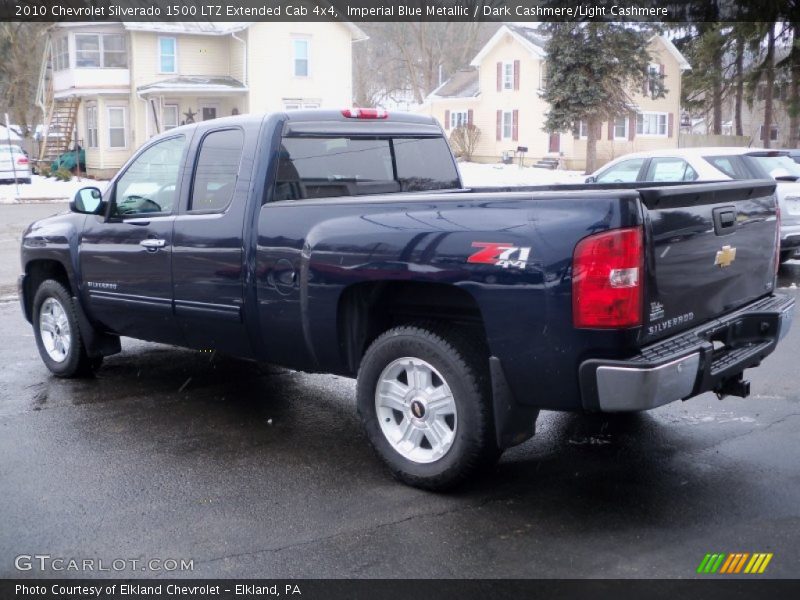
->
[[715, 373, 751, 399]]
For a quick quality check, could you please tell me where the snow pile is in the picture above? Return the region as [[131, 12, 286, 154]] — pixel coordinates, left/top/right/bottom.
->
[[458, 162, 585, 187], [0, 176, 108, 204]]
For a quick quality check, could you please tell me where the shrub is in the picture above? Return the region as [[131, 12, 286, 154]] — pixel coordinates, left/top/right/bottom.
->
[[53, 168, 72, 182], [449, 124, 481, 161]]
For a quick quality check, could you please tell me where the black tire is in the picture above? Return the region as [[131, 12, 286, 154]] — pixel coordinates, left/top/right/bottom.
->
[[32, 279, 102, 378], [780, 250, 794, 264], [357, 325, 500, 490]]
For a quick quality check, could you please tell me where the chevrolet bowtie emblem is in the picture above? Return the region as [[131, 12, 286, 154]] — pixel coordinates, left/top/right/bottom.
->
[[714, 245, 737, 268]]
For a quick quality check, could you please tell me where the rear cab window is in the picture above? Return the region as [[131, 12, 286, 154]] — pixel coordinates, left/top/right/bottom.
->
[[274, 135, 459, 201]]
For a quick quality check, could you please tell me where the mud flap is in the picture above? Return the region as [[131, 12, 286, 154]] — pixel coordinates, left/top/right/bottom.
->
[[490, 356, 539, 449], [72, 296, 121, 358]]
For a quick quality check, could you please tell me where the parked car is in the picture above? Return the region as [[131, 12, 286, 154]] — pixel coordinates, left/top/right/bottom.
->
[[586, 147, 800, 262], [0, 144, 32, 184], [18, 111, 794, 489], [776, 148, 800, 165]]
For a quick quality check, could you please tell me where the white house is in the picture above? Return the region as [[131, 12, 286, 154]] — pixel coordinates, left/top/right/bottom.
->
[[37, 20, 367, 178]]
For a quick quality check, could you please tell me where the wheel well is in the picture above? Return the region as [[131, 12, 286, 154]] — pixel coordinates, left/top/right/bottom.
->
[[23, 260, 71, 318], [337, 281, 487, 374]]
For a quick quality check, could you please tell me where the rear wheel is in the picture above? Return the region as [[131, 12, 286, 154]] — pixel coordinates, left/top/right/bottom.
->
[[357, 325, 499, 490], [32, 280, 102, 377], [780, 250, 795, 264]]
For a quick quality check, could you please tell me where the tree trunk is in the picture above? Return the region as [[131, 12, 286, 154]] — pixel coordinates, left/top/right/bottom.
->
[[585, 116, 599, 174], [763, 26, 776, 149], [788, 25, 800, 149], [712, 69, 723, 134], [734, 36, 744, 137]]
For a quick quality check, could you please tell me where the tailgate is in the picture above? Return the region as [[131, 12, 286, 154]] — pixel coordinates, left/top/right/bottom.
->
[[640, 181, 778, 344]]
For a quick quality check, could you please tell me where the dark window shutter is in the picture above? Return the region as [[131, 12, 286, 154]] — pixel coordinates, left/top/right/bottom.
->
[[444, 109, 450, 130], [496, 110, 502, 140], [573, 122, 579, 140], [659, 63, 665, 76], [629, 114, 636, 141], [512, 109, 519, 141], [513, 60, 520, 91], [608, 120, 614, 140], [496, 62, 502, 92], [668, 112, 674, 138], [467, 109, 473, 125]]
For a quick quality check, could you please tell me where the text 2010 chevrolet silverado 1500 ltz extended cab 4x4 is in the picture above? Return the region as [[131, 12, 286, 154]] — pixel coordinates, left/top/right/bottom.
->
[[19, 110, 795, 489]]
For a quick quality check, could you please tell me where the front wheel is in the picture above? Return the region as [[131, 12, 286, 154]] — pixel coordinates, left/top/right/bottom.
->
[[357, 325, 499, 490], [32, 280, 102, 377]]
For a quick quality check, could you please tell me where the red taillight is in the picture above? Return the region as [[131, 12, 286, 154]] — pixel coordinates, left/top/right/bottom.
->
[[341, 108, 388, 119], [16, 156, 28, 165], [573, 226, 644, 329]]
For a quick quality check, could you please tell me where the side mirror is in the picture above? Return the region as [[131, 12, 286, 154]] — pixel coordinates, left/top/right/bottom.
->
[[585, 176, 597, 183], [70, 187, 105, 215]]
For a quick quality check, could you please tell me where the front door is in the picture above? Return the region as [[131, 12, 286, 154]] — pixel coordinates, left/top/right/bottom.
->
[[548, 133, 560, 153], [201, 106, 218, 121], [79, 134, 189, 344]]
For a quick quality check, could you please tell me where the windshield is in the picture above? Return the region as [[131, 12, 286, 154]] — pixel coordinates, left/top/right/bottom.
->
[[748, 154, 800, 179]]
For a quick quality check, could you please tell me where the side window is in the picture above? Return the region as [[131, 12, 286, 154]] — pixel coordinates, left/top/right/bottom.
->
[[112, 136, 185, 217], [645, 157, 698, 182], [596, 158, 645, 183], [189, 129, 244, 212], [704, 155, 749, 179]]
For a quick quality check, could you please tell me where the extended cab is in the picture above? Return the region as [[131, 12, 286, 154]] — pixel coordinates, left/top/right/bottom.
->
[[19, 110, 795, 489]]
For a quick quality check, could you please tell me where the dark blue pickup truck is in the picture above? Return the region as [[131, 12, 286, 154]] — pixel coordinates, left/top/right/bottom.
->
[[19, 110, 795, 489]]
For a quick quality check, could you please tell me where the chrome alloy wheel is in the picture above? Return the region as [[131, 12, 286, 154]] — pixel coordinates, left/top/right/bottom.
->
[[39, 297, 72, 363], [375, 357, 457, 464]]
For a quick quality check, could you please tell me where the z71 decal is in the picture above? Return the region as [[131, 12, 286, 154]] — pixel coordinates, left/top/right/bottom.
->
[[467, 242, 532, 269]]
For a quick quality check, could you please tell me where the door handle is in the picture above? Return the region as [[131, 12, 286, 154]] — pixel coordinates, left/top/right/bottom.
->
[[140, 238, 166, 251]]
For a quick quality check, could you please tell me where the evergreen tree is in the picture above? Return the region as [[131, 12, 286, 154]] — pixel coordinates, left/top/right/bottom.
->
[[541, 23, 661, 173]]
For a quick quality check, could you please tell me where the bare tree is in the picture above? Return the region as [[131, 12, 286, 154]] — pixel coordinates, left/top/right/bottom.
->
[[0, 23, 48, 137], [354, 21, 497, 107]]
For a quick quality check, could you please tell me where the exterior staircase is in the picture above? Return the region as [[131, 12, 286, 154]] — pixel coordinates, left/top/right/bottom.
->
[[35, 39, 79, 170], [533, 156, 560, 170]]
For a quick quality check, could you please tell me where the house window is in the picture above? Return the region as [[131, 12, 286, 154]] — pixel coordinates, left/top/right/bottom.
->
[[86, 105, 98, 148], [163, 104, 179, 130], [107, 106, 126, 148], [53, 36, 69, 71], [502, 111, 513, 139], [103, 35, 126, 68], [759, 125, 779, 142], [579, 120, 589, 138], [75, 34, 100, 68], [614, 116, 628, 140], [74, 34, 126, 69], [502, 62, 513, 90], [293, 39, 309, 77], [159, 37, 177, 73], [284, 103, 300, 110], [539, 61, 547, 90], [450, 110, 469, 129], [636, 112, 667, 136]]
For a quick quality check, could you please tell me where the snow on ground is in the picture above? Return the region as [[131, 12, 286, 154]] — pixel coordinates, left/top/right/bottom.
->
[[458, 161, 585, 187], [0, 175, 108, 204]]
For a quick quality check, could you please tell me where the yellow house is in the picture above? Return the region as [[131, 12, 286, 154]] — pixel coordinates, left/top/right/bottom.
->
[[418, 25, 690, 171], [37, 20, 367, 178]]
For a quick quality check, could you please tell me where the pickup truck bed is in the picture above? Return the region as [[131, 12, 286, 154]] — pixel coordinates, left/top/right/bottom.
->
[[19, 110, 794, 489]]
